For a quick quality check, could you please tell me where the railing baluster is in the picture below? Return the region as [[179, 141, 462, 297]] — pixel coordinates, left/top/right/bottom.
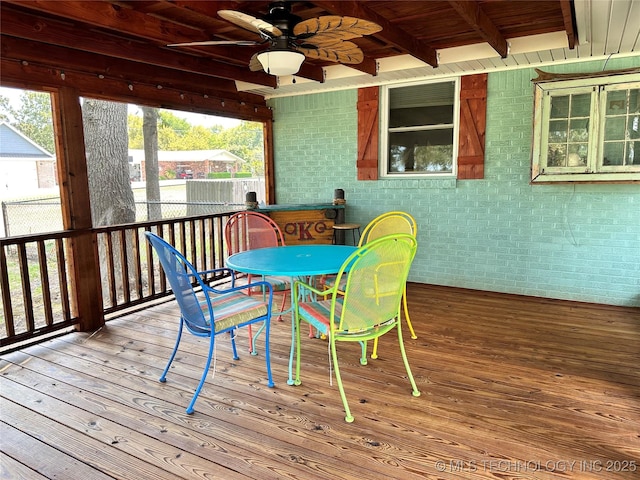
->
[[119, 229, 131, 304], [37, 240, 54, 326], [105, 232, 117, 308], [56, 237, 71, 322], [133, 227, 143, 300], [17, 243, 35, 334], [1, 211, 236, 349], [0, 245, 15, 338]]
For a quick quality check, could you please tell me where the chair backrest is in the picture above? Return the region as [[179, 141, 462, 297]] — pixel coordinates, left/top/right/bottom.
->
[[359, 211, 417, 246], [225, 211, 285, 255], [145, 232, 209, 333], [332, 234, 417, 333]]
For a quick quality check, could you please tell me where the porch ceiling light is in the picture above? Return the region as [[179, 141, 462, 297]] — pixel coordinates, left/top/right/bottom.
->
[[257, 50, 305, 76]]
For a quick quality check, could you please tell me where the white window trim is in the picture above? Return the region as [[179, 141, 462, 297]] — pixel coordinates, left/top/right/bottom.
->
[[379, 78, 460, 179], [531, 73, 640, 183]]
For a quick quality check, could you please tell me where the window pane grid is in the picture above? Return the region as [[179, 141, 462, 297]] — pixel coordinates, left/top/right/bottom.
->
[[602, 87, 640, 168], [546, 93, 590, 168]]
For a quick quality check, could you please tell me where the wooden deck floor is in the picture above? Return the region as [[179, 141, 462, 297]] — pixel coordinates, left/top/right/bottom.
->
[[1, 284, 639, 480]]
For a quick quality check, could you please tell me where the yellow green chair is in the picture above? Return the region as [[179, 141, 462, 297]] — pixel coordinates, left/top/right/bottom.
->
[[293, 233, 421, 423], [358, 211, 418, 358]]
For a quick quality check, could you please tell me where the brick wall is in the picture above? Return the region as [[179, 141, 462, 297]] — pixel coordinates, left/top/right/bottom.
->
[[269, 56, 640, 306]]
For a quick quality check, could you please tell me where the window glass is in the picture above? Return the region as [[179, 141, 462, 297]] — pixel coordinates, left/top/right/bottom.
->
[[602, 86, 640, 167], [532, 74, 640, 182], [381, 80, 457, 177]]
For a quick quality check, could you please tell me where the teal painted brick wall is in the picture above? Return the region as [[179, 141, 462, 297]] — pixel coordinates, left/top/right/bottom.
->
[[270, 56, 640, 306]]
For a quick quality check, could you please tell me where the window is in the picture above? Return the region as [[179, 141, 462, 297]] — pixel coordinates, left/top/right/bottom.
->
[[380, 80, 459, 177], [532, 73, 640, 182]]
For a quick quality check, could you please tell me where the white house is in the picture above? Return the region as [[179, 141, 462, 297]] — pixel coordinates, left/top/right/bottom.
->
[[0, 121, 56, 198]]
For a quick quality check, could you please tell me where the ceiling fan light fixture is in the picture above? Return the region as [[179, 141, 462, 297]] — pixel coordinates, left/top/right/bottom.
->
[[257, 50, 305, 76]]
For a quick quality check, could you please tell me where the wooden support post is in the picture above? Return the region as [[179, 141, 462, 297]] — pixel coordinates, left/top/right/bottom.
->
[[51, 87, 104, 332]]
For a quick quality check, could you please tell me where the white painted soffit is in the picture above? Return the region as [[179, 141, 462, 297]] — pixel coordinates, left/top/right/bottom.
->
[[236, 28, 638, 99], [236, 32, 569, 98]]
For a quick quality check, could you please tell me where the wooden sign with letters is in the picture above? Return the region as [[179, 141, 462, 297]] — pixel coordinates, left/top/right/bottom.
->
[[269, 209, 335, 245]]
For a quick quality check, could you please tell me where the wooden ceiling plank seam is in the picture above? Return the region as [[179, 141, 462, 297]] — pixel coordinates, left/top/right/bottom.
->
[[311, 0, 439, 67], [447, 0, 509, 58]]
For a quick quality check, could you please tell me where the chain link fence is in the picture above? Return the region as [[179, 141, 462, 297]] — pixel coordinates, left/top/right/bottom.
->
[[1, 178, 264, 238]]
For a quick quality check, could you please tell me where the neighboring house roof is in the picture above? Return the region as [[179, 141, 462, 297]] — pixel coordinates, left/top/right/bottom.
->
[[0, 122, 55, 160], [128, 149, 244, 164]]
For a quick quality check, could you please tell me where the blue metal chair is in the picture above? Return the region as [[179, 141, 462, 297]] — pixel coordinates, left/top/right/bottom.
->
[[145, 231, 275, 415]]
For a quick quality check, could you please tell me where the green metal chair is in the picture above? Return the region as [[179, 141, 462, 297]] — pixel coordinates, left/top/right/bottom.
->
[[293, 233, 421, 423], [358, 211, 418, 358], [146, 231, 274, 415]]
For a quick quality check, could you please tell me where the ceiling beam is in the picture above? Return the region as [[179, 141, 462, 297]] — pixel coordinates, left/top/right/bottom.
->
[[0, 35, 265, 104], [312, 0, 439, 67], [0, 3, 277, 88], [559, 0, 577, 49], [446, 0, 508, 58], [0, 57, 273, 122]]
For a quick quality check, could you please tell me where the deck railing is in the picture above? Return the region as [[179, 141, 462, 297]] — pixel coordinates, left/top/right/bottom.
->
[[0, 210, 241, 351]]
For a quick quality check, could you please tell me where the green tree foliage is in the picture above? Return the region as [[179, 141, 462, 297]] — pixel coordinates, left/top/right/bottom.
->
[[218, 122, 264, 175], [0, 96, 15, 123], [127, 108, 264, 175]]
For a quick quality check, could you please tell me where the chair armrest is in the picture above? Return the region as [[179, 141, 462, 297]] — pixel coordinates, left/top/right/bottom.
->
[[211, 279, 274, 299], [293, 279, 333, 297]]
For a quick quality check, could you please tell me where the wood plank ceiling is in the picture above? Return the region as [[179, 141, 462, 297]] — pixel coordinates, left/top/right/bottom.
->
[[0, 0, 590, 119]]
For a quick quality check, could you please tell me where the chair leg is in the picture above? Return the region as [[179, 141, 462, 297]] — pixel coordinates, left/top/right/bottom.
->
[[358, 341, 367, 365], [159, 319, 183, 383], [371, 288, 415, 360], [371, 338, 379, 360], [262, 318, 275, 388], [403, 288, 417, 339], [247, 324, 254, 354], [396, 323, 420, 398], [276, 292, 287, 322], [294, 312, 303, 386], [186, 331, 216, 415], [331, 339, 354, 423]]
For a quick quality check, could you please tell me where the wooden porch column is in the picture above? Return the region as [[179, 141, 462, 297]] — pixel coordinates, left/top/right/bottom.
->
[[51, 87, 104, 332], [263, 119, 275, 204]]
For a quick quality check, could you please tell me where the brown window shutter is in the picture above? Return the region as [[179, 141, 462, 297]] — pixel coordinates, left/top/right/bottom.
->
[[458, 73, 487, 179], [357, 86, 379, 180]]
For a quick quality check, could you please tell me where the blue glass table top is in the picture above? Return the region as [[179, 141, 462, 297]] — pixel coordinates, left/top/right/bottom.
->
[[226, 244, 357, 277]]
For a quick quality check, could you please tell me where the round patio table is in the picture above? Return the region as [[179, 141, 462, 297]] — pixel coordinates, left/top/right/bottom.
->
[[227, 244, 357, 384]]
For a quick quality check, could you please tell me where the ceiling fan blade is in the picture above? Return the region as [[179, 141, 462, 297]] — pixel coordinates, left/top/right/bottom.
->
[[249, 53, 264, 72], [293, 16, 381, 43], [167, 40, 259, 47], [218, 10, 282, 38], [296, 41, 364, 64]]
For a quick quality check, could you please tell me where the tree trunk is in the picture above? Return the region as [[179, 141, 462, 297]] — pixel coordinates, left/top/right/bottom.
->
[[82, 99, 135, 227], [82, 99, 136, 304], [142, 106, 162, 221]]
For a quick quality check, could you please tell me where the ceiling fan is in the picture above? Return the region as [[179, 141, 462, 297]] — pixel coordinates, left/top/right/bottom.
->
[[168, 1, 382, 76]]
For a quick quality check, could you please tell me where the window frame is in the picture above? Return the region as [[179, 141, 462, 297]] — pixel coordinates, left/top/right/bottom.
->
[[531, 73, 640, 183], [379, 78, 460, 179]]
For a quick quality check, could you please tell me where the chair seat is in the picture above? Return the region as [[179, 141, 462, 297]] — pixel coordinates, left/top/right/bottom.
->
[[200, 291, 268, 332], [298, 297, 394, 336], [235, 274, 290, 293]]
